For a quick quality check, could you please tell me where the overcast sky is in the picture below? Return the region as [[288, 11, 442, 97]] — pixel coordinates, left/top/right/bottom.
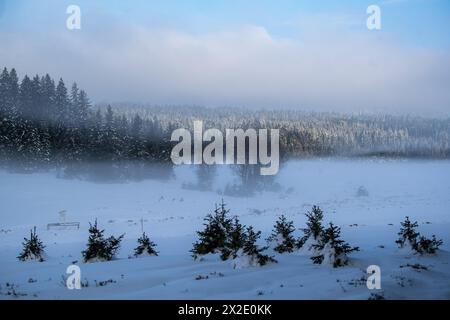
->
[[1, 0, 449, 114]]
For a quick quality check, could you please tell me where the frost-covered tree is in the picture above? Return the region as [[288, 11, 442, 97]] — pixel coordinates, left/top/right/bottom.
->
[[39, 74, 56, 120], [18, 75, 34, 118], [77, 89, 90, 123], [395, 216, 420, 250], [82, 220, 124, 262], [221, 216, 246, 260], [191, 201, 276, 265], [297, 205, 324, 249], [311, 223, 359, 267], [134, 232, 158, 257], [70, 82, 80, 124], [416, 235, 443, 254], [0, 68, 10, 115], [396, 217, 443, 254], [18, 227, 45, 262], [267, 215, 296, 253], [54, 78, 69, 125], [191, 200, 233, 259], [234, 226, 276, 267]]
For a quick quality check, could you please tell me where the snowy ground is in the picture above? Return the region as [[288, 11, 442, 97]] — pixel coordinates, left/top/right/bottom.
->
[[1, 159, 449, 300]]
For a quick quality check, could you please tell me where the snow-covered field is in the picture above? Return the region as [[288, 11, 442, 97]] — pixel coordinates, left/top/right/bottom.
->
[[1, 159, 449, 300]]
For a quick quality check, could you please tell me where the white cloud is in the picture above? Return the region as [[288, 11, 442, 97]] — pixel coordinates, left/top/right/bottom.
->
[[1, 17, 449, 114]]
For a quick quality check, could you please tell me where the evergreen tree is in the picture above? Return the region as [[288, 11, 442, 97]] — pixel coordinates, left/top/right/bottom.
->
[[131, 113, 143, 137], [130, 114, 147, 159], [221, 216, 246, 260], [0, 115, 13, 161], [18, 75, 33, 118], [30, 75, 41, 119], [0, 68, 13, 160], [305, 206, 324, 239], [8, 68, 20, 117], [239, 226, 276, 267], [115, 114, 130, 158], [33, 123, 51, 164], [0, 68, 9, 115], [297, 205, 324, 249], [77, 89, 90, 122], [105, 105, 114, 129], [82, 219, 124, 262], [12, 119, 49, 169], [58, 82, 86, 163], [416, 235, 443, 254], [69, 82, 80, 124], [134, 232, 158, 257], [18, 227, 45, 262], [85, 109, 104, 161], [395, 216, 420, 250], [267, 215, 296, 253], [102, 105, 121, 160], [40, 74, 56, 120], [55, 78, 69, 124], [191, 200, 233, 260], [396, 217, 443, 254], [311, 223, 359, 267]]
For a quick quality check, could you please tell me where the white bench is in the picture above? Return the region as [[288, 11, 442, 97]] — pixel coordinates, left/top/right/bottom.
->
[[47, 222, 80, 230]]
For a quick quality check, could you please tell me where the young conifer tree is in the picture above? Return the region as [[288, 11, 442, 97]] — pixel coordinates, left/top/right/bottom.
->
[[221, 216, 246, 260], [396, 216, 443, 254], [240, 226, 277, 266], [395, 216, 420, 250], [82, 219, 124, 262], [267, 215, 296, 253], [18, 227, 45, 262], [297, 205, 324, 249], [191, 200, 233, 260], [311, 222, 359, 267], [134, 232, 158, 257]]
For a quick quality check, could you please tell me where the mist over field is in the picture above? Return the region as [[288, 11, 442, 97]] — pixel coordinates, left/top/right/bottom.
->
[[1, 0, 450, 301]]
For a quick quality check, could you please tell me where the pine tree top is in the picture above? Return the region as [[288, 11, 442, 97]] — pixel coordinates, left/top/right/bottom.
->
[[273, 215, 295, 233], [304, 205, 324, 239], [214, 199, 230, 215]]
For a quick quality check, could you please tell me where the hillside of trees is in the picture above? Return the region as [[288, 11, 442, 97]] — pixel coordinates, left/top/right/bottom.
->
[[100, 104, 450, 159], [1, 67, 449, 175], [0, 68, 172, 173]]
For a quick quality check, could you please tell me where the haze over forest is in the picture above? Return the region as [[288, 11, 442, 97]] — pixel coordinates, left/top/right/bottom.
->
[[1, 0, 450, 115]]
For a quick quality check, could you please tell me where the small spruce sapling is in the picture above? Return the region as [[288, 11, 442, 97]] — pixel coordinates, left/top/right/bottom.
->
[[240, 226, 277, 266], [395, 217, 443, 254], [191, 200, 233, 260], [311, 222, 359, 267], [267, 215, 296, 253], [297, 205, 324, 249], [18, 227, 45, 262], [416, 235, 443, 254], [82, 219, 124, 262], [134, 232, 158, 257], [221, 217, 246, 260], [395, 216, 420, 250]]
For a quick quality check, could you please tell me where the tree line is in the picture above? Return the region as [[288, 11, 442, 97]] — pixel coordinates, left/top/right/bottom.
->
[[1, 67, 449, 173], [0, 67, 172, 171], [19, 202, 443, 269], [105, 104, 450, 159]]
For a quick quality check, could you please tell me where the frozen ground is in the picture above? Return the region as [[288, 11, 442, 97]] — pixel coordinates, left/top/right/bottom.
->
[[0, 159, 449, 299]]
